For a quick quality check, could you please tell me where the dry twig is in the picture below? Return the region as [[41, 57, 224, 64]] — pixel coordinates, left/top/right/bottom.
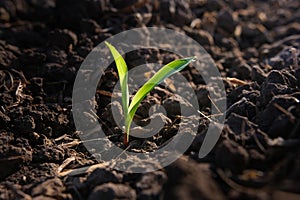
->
[[272, 103, 296, 123], [57, 157, 76, 174], [58, 162, 110, 177], [226, 77, 248, 86]]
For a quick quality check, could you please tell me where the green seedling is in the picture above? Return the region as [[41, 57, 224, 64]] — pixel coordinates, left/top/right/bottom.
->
[[105, 42, 196, 146]]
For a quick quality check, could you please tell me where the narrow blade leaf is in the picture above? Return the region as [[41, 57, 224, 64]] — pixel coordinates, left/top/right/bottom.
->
[[126, 57, 196, 137], [105, 42, 129, 118]]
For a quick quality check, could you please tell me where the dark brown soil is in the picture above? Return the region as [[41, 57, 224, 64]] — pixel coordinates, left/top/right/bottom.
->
[[1, 0, 300, 199]]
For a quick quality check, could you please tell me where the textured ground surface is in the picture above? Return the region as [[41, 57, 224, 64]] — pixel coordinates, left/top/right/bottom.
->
[[1, 0, 300, 199]]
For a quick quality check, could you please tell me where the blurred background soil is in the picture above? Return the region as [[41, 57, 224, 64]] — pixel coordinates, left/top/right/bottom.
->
[[0, 0, 300, 199]]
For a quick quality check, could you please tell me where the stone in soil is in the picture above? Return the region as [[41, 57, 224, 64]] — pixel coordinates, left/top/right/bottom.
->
[[164, 156, 225, 200], [215, 139, 249, 173], [135, 171, 167, 200], [88, 183, 136, 200]]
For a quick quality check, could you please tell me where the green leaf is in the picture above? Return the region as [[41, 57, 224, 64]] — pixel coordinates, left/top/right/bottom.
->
[[105, 42, 129, 119], [125, 57, 196, 139]]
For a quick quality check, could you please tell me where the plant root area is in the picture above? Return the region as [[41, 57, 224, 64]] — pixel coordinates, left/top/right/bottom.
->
[[1, 0, 300, 200]]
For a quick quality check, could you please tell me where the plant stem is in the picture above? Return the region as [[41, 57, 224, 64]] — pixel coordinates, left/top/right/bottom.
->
[[124, 132, 129, 147], [124, 117, 130, 147]]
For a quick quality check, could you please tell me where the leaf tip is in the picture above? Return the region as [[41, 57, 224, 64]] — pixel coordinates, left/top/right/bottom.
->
[[180, 56, 197, 64], [104, 41, 111, 47], [188, 56, 197, 62]]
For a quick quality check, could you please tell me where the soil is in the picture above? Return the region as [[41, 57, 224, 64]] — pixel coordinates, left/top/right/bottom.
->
[[1, 0, 300, 200]]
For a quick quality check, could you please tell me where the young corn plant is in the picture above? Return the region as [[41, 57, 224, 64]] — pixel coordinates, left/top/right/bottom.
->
[[105, 42, 196, 146]]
